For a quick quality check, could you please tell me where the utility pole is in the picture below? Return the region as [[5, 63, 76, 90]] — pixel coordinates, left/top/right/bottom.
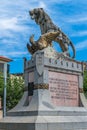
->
[[0, 56, 12, 117], [3, 63, 7, 117]]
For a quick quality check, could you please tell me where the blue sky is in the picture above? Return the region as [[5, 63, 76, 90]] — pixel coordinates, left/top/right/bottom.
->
[[0, 0, 87, 73]]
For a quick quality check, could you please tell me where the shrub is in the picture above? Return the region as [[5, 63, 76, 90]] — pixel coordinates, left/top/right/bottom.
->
[[83, 70, 87, 98], [0, 75, 24, 111]]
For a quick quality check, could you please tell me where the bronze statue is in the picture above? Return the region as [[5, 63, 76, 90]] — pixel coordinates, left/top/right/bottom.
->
[[27, 8, 76, 58]]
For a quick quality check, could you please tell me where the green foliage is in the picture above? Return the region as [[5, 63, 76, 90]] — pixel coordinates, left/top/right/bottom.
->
[[6, 76, 24, 111], [0, 75, 24, 111], [83, 70, 87, 98], [0, 73, 4, 97]]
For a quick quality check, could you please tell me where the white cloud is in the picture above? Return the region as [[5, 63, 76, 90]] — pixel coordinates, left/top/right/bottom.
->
[[50, 0, 72, 3], [75, 40, 87, 51], [38, 1, 46, 8], [0, 0, 87, 62], [67, 16, 87, 23], [0, 18, 17, 30], [0, 50, 28, 57], [0, 17, 28, 31], [8, 51, 28, 56], [71, 31, 87, 37]]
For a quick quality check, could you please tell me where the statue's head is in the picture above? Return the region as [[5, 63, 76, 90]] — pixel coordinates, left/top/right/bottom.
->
[[29, 8, 44, 24]]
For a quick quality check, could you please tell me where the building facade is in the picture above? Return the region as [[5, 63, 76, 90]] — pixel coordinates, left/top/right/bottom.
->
[[0, 56, 11, 75]]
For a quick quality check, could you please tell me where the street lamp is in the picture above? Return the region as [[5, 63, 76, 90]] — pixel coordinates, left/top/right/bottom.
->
[[0, 56, 12, 117], [3, 63, 7, 117]]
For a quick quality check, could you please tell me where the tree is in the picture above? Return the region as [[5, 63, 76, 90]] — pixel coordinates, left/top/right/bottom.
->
[[0, 75, 24, 111], [0, 74, 4, 107], [83, 70, 87, 98], [0, 74, 4, 97], [6, 76, 24, 110]]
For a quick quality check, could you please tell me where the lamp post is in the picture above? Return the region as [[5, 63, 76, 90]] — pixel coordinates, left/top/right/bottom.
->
[[3, 63, 7, 117], [0, 56, 12, 117]]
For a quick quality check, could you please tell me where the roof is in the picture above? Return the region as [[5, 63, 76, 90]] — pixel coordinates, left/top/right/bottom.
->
[[0, 56, 12, 62]]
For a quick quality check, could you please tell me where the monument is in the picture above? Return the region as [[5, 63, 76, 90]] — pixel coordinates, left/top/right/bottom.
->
[[0, 8, 87, 130]]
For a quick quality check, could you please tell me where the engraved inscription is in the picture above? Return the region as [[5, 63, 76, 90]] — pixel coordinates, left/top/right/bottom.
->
[[49, 72, 79, 107]]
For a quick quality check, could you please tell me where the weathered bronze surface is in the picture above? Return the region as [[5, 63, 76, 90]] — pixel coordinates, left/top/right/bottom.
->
[[27, 8, 76, 58]]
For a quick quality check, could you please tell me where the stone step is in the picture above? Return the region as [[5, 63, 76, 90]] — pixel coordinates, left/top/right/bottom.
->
[[0, 116, 87, 130], [7, 110, 87, 116]]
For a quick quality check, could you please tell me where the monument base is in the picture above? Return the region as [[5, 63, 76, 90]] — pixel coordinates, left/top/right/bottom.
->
[[0, 47, 87, 130], [0, 89, 87, 130], [0, 115, 87, 130], [6, 90, 87, 117]]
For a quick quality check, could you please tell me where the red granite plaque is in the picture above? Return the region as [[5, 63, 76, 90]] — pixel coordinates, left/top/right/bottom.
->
[[49, 71, 79, 107]]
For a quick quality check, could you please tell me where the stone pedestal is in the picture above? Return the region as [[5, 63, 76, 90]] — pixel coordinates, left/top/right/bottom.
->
[[24, 46, 83, 107], [0, 47, 87, 130]]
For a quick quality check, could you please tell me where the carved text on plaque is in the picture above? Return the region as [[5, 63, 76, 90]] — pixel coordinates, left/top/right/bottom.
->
[[49, 72, 79, 107]]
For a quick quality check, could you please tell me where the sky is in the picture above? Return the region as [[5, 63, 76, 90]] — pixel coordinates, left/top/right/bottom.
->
[[0, 0, 87, 73]]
